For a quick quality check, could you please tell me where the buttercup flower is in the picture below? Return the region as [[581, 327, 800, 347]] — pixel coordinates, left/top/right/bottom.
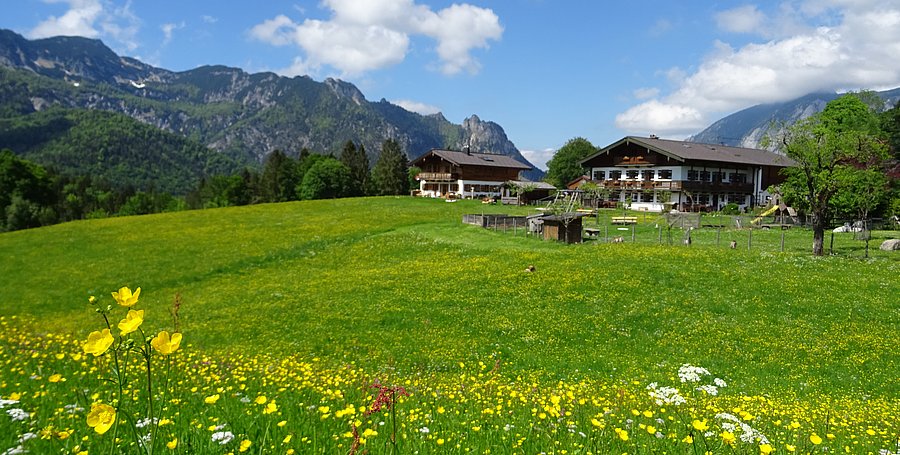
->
[[86, 403, 116, 434], [83, 329, 114, 356], [117, 309, 144, 335], [151, 331, 182, 355], [111, 286, 141, 307]]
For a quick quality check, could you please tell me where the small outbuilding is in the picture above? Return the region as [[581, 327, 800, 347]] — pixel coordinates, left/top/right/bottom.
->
[[540, 213, 588, 244]]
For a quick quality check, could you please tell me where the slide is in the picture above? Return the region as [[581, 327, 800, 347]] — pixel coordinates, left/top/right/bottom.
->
[[751, 205, 779, 225]]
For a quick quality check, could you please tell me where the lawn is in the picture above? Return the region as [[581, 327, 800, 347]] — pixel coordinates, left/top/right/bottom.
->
[[0, 197, 897, 454]]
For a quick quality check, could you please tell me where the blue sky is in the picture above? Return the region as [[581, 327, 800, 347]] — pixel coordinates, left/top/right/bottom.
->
[[5, 1, 900, 169]]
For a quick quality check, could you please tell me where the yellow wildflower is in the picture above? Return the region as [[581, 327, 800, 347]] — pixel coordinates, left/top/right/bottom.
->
[[86, 403, 116, 435], [204, 394, 220, 404], [48, 374, 63, 383], [646, 425, 657, 435], [239, 439, 251, 452], [721, 431, 736, 445], [167, 438, 177, 449], [83, 329, 114, 357], [263, 401, 277, 414], [111, 286, 141, 307], [254, 395, 267, 404], [760, 443, 774, 454], [810, 434, 823, 445], [786, 444, 796, 452], [615, 428, 629, 441], [363, 428, 377, 438], [283, 434, 292, 444], [692, 419, 709, 431], [682, 435, 693, 444], [117, 309, 144, 335], [151, 331, 182, 356]]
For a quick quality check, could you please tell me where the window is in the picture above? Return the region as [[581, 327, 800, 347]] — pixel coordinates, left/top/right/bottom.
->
[[699, 170, 711, 182], [610, 170, 623, 180], [626, 170, 639, 180], [592, 170, 606, 180], [657, 169, 672, 180], [729, 173, 747, 184], [712, 171, 725, 182], [642, 170, 655, 181], [697, 194, 710, 205], [687, 170, 699, 181]]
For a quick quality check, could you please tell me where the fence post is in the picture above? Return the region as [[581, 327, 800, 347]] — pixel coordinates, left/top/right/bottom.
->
[[830, 232, 834, 255], [748, 227, 753, 250], [658, 224, 662, 244], [605, 225, 609, 243], [781, 230, 785, 252], [716, 227, 721, 247], [513, 218, 517, 236], [631, 223, 635, 242]]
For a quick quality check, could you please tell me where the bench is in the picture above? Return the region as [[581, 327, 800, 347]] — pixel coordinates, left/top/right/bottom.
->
[[611, 216, 637, 225]]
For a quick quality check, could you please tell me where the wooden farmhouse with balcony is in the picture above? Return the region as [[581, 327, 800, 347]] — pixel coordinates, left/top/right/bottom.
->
[[580, 136, 794, 212], [411, 149, 533, 198]]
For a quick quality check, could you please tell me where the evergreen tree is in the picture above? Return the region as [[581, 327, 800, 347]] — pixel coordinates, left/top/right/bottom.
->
[[259, 150, 299, 203], [340, 140, 370, 196], [372, 139, 409, 195]]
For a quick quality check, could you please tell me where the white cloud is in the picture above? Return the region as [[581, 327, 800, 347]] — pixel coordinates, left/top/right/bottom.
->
[[520, 148, 556, 172], [633, 87, 660, 100], [30, 0, 103, 39], [29, 0, 141, 52], [160, 21, 184, 46], [616, 1, 900, 137], [249, 0, 502, 77], [391, 99, 441, 115], [715, 5, 767, 34], [201, 15, 218, 24]]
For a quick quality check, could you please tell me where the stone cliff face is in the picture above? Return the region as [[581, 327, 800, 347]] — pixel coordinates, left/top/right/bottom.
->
[[690, 89, 900, 149], [0, 28, 541, 177]]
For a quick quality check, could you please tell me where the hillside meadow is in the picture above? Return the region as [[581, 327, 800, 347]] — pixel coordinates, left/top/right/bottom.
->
[[0, 197, 897, 454]]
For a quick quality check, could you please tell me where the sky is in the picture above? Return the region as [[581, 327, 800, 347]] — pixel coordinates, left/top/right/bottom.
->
[[4, 0, 900, 170]]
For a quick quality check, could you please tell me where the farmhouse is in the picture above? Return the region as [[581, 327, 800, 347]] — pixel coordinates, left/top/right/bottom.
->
[[580, 136, 793, 212], [411, 148, 532, 198]]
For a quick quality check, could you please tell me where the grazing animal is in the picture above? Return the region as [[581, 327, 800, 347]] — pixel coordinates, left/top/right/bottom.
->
[[612, 236, 624, 243], [525, 265, 536, 273], [729, 240, 737, 249]]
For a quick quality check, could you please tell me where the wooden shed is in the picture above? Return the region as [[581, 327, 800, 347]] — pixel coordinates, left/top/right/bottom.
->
[[540, 213, 587, 243]]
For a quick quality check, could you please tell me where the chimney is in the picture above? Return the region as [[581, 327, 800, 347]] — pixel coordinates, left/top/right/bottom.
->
[[649, 134, 659, 139]]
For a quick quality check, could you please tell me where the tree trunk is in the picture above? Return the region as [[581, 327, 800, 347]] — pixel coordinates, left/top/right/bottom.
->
[[812, 214, 827, 256]]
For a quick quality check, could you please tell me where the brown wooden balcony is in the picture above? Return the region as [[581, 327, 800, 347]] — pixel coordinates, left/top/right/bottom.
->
[[417, 172, 457, 181], [681, 181, 753, 192]]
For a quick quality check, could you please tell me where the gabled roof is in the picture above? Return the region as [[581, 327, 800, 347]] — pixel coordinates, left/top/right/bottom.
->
[[410, 149, 532, 170], [507, 180, 557, 190], [581, 136, 795, 167]]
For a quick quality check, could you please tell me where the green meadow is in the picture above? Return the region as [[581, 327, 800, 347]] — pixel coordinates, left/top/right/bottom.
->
[[0, 197, 898, 454]]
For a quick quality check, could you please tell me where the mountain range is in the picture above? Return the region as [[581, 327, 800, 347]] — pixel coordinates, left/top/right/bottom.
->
[[0, 28, 542, 191], [689, 88, 900, 148]]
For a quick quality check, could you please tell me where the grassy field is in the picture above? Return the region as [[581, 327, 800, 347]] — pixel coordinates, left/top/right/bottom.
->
[[0, 197, 897, 454]]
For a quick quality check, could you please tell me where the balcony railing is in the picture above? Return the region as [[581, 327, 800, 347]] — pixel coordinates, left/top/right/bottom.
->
[[681, 181, 753, 192], [596, 180, 682, 190], [417, 172, 456, 181]]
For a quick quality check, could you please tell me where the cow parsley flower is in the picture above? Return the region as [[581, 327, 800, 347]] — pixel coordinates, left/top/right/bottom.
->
[[212, 431, 234, 445], [6, 408, 29, 422], [677, 364, 710, 383]]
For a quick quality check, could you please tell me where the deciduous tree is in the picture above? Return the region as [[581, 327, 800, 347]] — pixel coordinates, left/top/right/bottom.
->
[[545, 137, 596, 188]]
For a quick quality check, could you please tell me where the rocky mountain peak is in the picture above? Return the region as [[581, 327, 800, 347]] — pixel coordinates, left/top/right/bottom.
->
[[324, 77, 366, 105]]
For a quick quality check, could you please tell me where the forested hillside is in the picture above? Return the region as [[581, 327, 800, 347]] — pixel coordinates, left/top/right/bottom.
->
[[0, 107, 243, 194]]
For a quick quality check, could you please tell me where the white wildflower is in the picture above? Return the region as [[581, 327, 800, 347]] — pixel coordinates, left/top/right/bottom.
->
[[6, 409, 28, 422], [18, 433, 36, 443], [419, 426, 430, 434], [647, 383, 686, 406], [211, 431, 234, 445], [1, 445, 27, 455], [697, 384, 719, 396], [714, 377, 727, 388], [716, 412, 769, 444], [135, 417, 158, 428], [677, 364, 710, 383], [0, 399, 19, 409]]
